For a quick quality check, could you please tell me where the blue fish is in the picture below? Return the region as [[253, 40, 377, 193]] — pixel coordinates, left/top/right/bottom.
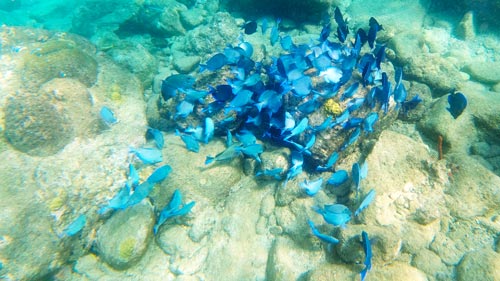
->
[[284, 117, 308, 140], [235, 143, 264, 162], [161, 74, 196, 101], [175, 100, 194, 119], [270, 18, 281, 46], [146, 165, 172, 184], [154, 189, 195, 234], [311, 116, 333, 133], [363, 112, 379, 133], [261, 18, 268, 34], [367, 17, 383, 49], [340, 127, 361, 151], [360, 231, 372, 281], [98, 182, 132, 214], [341, 82, 359, 101], [280, 35, 294, 51], [100, 106, 118, 126], [300, 177, 323, 196], [327, 169, 349, 186], [352, 162, 361, 192], [175, 129, 200, 153], [401, 94, 422, 114], [130, 147, 163, 164], [200, 53, 228, 72], [316, 151, 338, 172], [146, 127, 164, 149], [126, 180, 155, 207], [127, 163, 140, 188], [319, 22, 331, 42], [307, 220, 339, 245], [226, 129, 233, 147], [61, 214, 86, 237], [447, 90, 467, 119], [203, 117, 214, 144], [334, 7, 349, 43], [210, 84, 233, 102], [235, 130, 257, 146], [284, 151, 303, 186], [205, 144, 242, 165], [355, 189, 376, 216], [180, 88, 209, 104], [313, 204, 352, 228], [242, 20, 257, 35], [226, 89, 253, 112]]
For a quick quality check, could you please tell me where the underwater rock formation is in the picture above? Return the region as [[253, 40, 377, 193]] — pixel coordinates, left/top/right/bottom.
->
[[4, 91, 74, 156]]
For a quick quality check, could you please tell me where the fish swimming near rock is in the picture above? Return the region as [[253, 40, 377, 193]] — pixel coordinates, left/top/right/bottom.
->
[[146, 165, 172, 184], [242, 21, 257, 35], [129, 147, 163, 164], [355, 189, 376, 216], [327, 169, 349, 186], [146, 127, 164, 149], [100, 106, 118, 126], [176, 129, 200, 153], [307, 220, 339, 245], [360, 231, 372, 281], [60, 214, 86, 237], [205, 143, 242, 165], [161, 74, 196, 101], [154, 189, 195, 234], [200, 53, 228, 73], [447, 90, 467, 119], [313, 204, 352, 228], [301, 177, 323, 196]]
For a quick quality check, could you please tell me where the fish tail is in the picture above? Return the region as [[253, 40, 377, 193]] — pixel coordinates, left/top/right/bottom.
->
[[205, 156, 215, 165]]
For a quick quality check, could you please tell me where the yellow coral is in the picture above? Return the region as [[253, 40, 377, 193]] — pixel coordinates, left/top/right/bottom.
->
[[119, 237, 137, 260], [324, 99, 342, 115], [48, 197, 65, 211], [110, 84, 122, 101]]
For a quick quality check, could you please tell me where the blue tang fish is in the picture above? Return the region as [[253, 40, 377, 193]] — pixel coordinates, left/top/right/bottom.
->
[[355, 189, 376, 216], [316, 151, 338, 172], [154, 189, 195, 234], [146, 127, 164, 149], [307, 220, 339, 245], [146, 165, 172, 184], [176, 130, 200, 153], [100, 106, 118, 126], [161, 74, 196, 101], [130, 147, 163, 164], [242, 20, 257, 35], [447, 90, 467, 119], [200, 53, 228, 72], [61, 214, 86, 237], [327, 170, 348, 186], [313, 204, 352, 228], [98, 183, 132, 214], [360, 231, 372, 281], [300, 177, 323, 196]]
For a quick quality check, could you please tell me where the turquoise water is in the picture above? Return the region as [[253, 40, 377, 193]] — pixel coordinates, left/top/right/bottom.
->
[[1, 1, 500, 280]]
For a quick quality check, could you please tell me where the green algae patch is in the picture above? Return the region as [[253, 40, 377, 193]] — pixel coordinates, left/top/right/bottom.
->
[[119, 237, 138, 260]]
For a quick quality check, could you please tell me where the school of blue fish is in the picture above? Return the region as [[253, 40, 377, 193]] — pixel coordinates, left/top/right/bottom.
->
[[66, 6, 474, 279]]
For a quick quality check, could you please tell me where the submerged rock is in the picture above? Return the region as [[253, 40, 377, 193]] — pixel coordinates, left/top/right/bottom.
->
[[457, 249, 500, 281], [4, 91, 74, 156], [455, 11, 476, 40], [95, 201, 155, 269]]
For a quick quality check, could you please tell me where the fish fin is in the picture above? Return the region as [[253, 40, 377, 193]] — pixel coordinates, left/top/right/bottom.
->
[[205, 156, 214, 165]]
